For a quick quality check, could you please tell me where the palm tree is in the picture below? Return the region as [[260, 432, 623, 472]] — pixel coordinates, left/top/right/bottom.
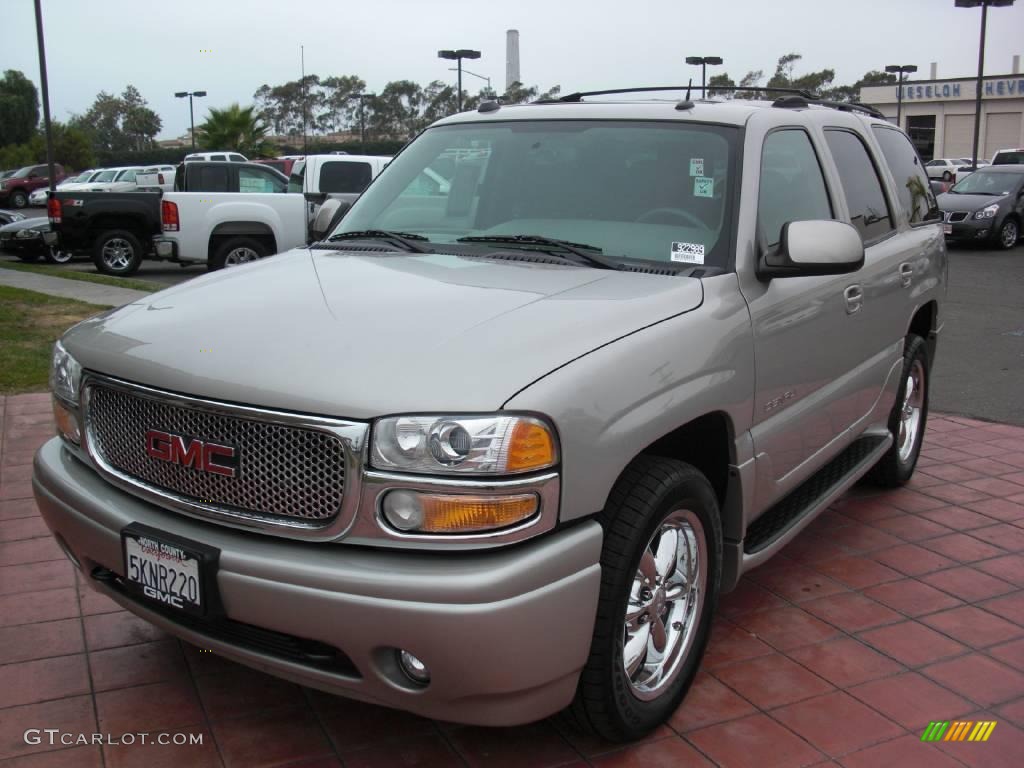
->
[[196, 104, 271, 156]]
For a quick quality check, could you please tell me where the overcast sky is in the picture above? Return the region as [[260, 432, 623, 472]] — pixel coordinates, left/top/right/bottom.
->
[[2, 0, 1023, 139]]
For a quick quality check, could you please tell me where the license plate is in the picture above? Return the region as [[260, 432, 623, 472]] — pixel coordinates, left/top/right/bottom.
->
[[121, 524, 219, 616], [943, 224, 953, 235]]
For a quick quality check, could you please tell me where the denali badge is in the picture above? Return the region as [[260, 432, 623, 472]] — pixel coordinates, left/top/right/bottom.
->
[[145, 430, 238, 477]]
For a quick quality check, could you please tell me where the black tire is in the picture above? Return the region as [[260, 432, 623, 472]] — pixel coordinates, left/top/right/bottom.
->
[[942, 171, 953, 182], [867, 334, 929, 487], [208, 237, 268, 271], [9, 190, 28, 209], [565, 456, 722, 742], [996, 218, 1019, 250], [92, 230, 143, 276], [43, 246, 74, 265]]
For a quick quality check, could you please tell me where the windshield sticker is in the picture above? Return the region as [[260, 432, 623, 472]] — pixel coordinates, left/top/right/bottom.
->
[[671, 242, 705, 264], [689, 158, 704, 177], [694, 176, 714, 198]]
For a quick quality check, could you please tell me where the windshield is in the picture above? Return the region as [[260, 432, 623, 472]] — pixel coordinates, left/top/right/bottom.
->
[[12, 166, 35, 179], [950, 170, 1023, 195], [333, 120, 739, 268]]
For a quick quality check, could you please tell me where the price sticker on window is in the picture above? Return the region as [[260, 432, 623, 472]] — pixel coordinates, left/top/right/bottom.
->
[[694, 176, 714, 198], [689, 158, 704, 177]]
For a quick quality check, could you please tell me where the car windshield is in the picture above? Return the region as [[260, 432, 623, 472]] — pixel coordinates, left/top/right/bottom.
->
[[333, 120, 739, 268], [11, 166, 35, 179], [950, 170, 1023, 195]]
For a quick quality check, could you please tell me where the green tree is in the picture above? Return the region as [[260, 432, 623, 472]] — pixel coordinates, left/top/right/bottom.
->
[[196, 103, 271, 155], [827, 70, 898, 103], [69, 86, 161, 153], [318, 75, 367, 133], [368, 80, 425, 140], [766, 53, 835, 95], [0, 70, 40, 146]]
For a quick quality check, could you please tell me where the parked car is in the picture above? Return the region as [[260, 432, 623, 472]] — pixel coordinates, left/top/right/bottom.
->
[[0, 163, 66, 208], [924, 158, 964, 181], [938, 165, 1024, 249], [82, 167, 144, 192], [135, 165, 177, 192], [0, 209, 26, 226], [287, 153, 391, 220], [184, 151, 248, 162], [0, 170, 16, 181], [27, 170, 101, 206], [34, 92, 945, 742], [253, 157, 297, 177], [0, 216, 68, 262], [991, 148, 1024, 166]]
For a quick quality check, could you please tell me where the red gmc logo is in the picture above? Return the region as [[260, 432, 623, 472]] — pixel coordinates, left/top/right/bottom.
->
[[145, 430, 238, 477]]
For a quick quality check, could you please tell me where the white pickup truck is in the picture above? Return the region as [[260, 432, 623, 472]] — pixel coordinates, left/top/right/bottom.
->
[[135, 165, 177, 192], [154, 155, 391, 269]]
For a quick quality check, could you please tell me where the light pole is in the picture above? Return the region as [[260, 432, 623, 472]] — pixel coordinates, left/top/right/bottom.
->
[[449, 67, 490, 90], [955, 0, 1015, 170], [438, 49, 481, 112], [33, 0, 55, 194], [685, 56, 723, 93], [884, 64, 918, 127], [349, 93, 375, 153], [174, 91, 206, 150], [301, 45, 307, 155]]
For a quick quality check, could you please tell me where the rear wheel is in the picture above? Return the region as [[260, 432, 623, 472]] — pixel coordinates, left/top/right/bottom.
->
[[996, 218, 1019, 250], [867, 334, 929, 487], [44, 245, 74, 264], [208, 237, 268, 271], [9, 190, 28, 208], [565, 456, 721, 742], [92, 230, 143, 276]]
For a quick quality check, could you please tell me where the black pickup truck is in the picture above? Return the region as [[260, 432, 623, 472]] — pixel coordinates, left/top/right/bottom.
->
[[48, 191, 161, 276]]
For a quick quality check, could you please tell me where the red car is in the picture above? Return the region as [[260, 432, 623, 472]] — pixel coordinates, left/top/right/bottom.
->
[[0, 163, 66, 209]]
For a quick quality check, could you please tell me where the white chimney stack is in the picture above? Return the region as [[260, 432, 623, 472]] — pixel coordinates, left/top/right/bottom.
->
[[506, 30, 520, 92], [930, 62, 938, 80], [1013, 55, 1021, 75]]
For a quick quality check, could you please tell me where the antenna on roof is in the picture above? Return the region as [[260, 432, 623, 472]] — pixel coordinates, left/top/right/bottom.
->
[[685, 78, 692, 101]]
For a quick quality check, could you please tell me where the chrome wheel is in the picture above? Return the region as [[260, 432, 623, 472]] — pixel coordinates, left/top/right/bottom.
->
[[47, 247, 73, 264], [223, 247, 259, 266], [1001, 220, 1018, 249], [101, 238, 134, 270], [897, 358, 926, 463], [623, 509, 707, 700]]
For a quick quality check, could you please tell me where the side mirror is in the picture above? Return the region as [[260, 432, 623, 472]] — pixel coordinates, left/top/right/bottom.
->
[[757, 220, 864, 280], [304, 191, 327, 206]]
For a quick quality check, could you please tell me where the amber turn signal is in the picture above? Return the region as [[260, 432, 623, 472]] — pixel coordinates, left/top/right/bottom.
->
[[382, 490, 539, 534]]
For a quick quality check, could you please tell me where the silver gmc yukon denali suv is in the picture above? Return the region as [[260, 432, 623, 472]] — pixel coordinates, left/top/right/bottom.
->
[[33, 90, 946, 741]]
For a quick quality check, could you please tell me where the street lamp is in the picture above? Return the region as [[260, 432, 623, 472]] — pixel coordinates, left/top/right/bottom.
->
[[955, 0, 1016, 170], [438, 49, 481, 112], [449, 67, 490, 90], [174, 90, 207, 150], [685, 56, 723, 93], [349, 93, 375, 152], [884, 64, 918, 127]]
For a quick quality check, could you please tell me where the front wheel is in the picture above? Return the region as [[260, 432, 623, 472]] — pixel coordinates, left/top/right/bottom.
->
[[92, 230, 143, 276], [44, 246, 74, 264], [565, 456, 721, 742], [867, 334, 929, 487], [996, 218, 1019, 250]]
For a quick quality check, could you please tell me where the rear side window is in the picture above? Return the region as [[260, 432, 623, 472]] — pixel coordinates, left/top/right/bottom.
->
[[319, 161, 373, 194], [993, 150, 1024, 165], [195, 166, 230, 192], [229, 154, 246, 162], [758, 129, 833, 247], [824, 130, 894, 242], [210, 154, 226, 162], [871, 126, 939, 225]]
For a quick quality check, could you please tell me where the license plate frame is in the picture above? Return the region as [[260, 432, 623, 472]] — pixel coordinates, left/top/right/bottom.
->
[[121, 523, 221, 617]]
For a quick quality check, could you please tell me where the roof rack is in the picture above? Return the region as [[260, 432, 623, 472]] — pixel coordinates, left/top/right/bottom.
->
[[552, 85, 817, 102], [771, 95, 886, 119]]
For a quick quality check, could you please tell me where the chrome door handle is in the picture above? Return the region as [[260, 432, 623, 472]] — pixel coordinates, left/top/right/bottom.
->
[[899, 263, 913, 288], [844, 285, 863, 314]]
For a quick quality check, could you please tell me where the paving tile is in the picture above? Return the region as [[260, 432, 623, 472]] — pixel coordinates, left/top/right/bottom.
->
[[771, 690, 904, 757], [922, 654, 1024, 707], [858, 620, 968, 667], [0, 516, 49, 542], [748, 563, 850, 603], [557, 721, 673, 759], [195, 666, 307, 720], [0, 478, 34, 501], [920, 605, 1024, 648], [974, 554, 1024, 586], [963, 477, 1024, 498], [778, 533, 848, 564], [88, 639, 188, 691], [102, 725, 222, 768], [0, 498, 39, 520], [0, 653, 90, 708], [847, 671, 973, 729], [342, 733, 465, 768], [686, 713, 824, 768], [969, 523, 1024, 551], [956, 441, 1007, 458], [96, 679, 205, 733], [997, 697, 1024, 729], [921, 566, 1017, 601], [443, 721, 579, 768], [314, 696, 436, 754], [0, 587, 79, 628], [957, 456, 1022, 475], [964, 497, 1024, 522], [988, 637, 1024, 672], [801, 592, 902, 633], [212, 706, 334, 768], [1, 746, 105, 767], [712, 653, 833, 710], [920, 505, 999, 530], [587, 737, 712, 767], [0, 696, 98, 760], [921, 483, 993, 506], [0, 617, 84, 664], [0, 536, 64, 567], [920, 463, 985, 483], [832, 498, 905, 524], [980, 591, 1024, 626], [718, 578, 787, 618], [701, 620, 774, 669], [829, 524, 904, 553], [869, 515, 953, 542], [933, 712, 1024, 768], [882, 488, 948, 513], [669, 672, 757, 732], [837, 734, 966, 768], [863, 578, 963, 616], [920, 533, 1007, 563], [83, 610, 167, 650], [0, 559, 75, 596], [75, 579, 122, 616], [731, 606, 842, 651], [869, 544, 955, 576], [808, 555, 902, 589], [788, 637, 904, 686]]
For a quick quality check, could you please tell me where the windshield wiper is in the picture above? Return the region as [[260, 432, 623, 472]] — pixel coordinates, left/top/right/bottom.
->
[[456, 234, 624, 270], [326, 229, 431, 253]]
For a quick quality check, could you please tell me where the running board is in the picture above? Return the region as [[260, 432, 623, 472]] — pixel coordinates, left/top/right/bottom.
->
[[740, 433, 891, 571]]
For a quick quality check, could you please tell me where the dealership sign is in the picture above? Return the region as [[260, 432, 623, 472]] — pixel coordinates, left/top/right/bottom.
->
[[897, 78, 1024, 101]]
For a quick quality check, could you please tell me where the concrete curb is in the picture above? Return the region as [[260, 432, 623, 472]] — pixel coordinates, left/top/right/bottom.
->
[[0, 269, 149, 306]]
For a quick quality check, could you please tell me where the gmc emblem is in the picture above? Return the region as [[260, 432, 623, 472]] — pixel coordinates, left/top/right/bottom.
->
[[145, 430, 238, 477]]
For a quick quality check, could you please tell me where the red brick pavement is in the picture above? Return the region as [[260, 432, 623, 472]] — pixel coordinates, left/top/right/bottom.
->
[[2, 391, 1024, 767]]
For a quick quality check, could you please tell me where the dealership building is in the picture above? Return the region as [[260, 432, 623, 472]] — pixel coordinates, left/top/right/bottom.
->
[[860, 57, 1024, 161]]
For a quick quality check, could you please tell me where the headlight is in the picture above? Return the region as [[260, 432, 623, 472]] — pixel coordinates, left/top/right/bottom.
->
[[49, 340, 83, 404], [15, 228, 41, 239], [974, 204, 999, 219], [371, 414, 558, 475]]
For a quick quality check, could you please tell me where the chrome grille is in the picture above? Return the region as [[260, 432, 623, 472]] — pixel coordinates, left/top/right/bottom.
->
[[944, 211, 969, 223], [85, 383, 346, 523]]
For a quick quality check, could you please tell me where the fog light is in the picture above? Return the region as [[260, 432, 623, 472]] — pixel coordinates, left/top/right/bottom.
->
[[381, 490, 538, 534], [53, 398, 80, 444], [397, 649, 430, 685]]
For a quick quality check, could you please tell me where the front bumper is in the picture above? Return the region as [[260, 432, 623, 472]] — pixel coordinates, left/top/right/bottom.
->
[[943, 215, 998, 243], [33, 437, 602, 726]]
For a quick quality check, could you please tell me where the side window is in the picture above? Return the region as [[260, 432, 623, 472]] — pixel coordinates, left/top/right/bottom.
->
[[229, 154, 246, 163], [196, 166, 230, 192], [119, 170, 137, 183], [758, 129, 833, 247], [288, 163, 306, 194], [871, 126, 939, 225], [210, 154, 226, 162], [824, 129, 894, 242], [319, 161, 373, 194], [238, 166, 285, 193]]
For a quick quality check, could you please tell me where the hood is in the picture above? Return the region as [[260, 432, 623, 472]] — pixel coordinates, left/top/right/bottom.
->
[[938, 192, 1007, 213], [62, 248, 704, 419], [0, 217, 48, 234]]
